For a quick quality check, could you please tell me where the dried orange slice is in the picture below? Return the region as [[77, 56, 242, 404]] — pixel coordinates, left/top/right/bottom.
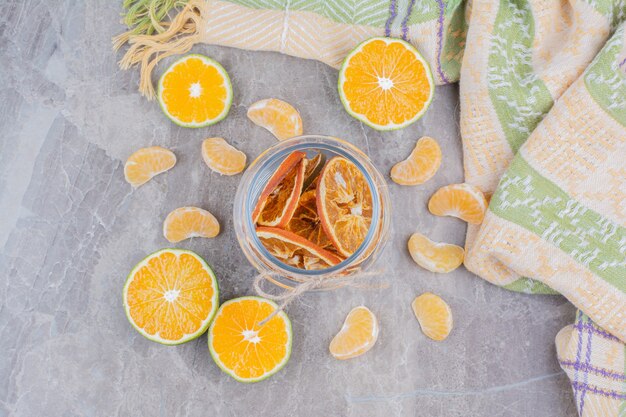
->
[[256, 227, 342, 270], [329, 306, 379, 360], [163, 206, 220, 243], [252, 151, 306, 228], [247, 98, 303, 140], [407, 233, 464, 273], [428, 183, 488, 224], [412, 292, 453, 341], [124, 146, 176, 188], [286, 189, 335, 251], [391, 136, 442, 185], [201, 137, 246, 175], [123, 249, 219, 345], [209, 296, 292, 383], [302, 152, 326, 191], [338, 37, 435, 130], [317, 157, 373, 257], [158, 54, 232, 128]]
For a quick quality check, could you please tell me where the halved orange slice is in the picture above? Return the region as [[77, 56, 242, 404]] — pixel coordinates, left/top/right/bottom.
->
[[201, 137, 246, 176], [247, 98, 303, 141], [317, 157, 373, 257], [407, 232, 464, 273], [252, 151, 306, 228], [412, 292, 453, 341], [391, 136, 442, 185], [286, 189, 335, 251], [158, 54, 232, 128], [428, 183, 488, 224], [329, 306, 379, 360], [163, 206, 220, 243], [124, 146, 176, 188], [123, 249, 219, 345], [256, 227, 343, 270], [338, 37, 435, 130], [209, 296, 292, 383]]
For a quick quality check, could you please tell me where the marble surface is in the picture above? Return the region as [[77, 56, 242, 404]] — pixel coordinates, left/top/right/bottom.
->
[[0, 1, 578, 416]]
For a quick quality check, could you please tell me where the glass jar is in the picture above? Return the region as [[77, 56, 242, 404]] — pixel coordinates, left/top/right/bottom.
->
[[233, 135, 391, 289]]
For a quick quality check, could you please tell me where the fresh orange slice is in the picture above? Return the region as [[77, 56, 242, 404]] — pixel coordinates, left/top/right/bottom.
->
[[338, 37, 435, 130], [407, 233, 464, 273], [329, 306, 379, 360], [209, 296, 292, 383], [123, 249, 219, 345], [158, 54, 232, 128], [247, 98, 303, 140], [286, 189, 335, 251], [411, 292, 453, 341], [391, 136, 442, 185], [428, 183, 488, 224], [317, 156, 373, 257], [256, 226, 342, 270], [201, 137, 246, 175], [163, 206, 220, 243], [252, 151, 306, 227], [124, 146, 176, 188]]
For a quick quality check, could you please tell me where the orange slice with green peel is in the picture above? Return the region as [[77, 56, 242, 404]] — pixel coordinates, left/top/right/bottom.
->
[[428, 183, 488, 224], [407, 232, 464, 273], [123, 249, 219, 345], [163, 206, 220, 243], [247, 98, 303, 140], [209, 296, 292, 383], [158, 54, 232, 128], [412, 292, 453, 341], [201, 137, 247, 176], [253, 151, 306, 227], [317, 156, 373, 257], [124, 146, 176, 188], [391, 136, 442, 185], [286, 189, 335, 251], [338, 37, 435, 131], [256, 226, 343, 270], [329, 306, 379, 360]]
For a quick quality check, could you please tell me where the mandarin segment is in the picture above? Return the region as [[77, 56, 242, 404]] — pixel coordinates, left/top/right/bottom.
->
[[428, 183, 488, 224], [329, 306, 379, 360], [124, 146, 176, 187], [201, 137, 246, 175], [407, 233, 464, 273], [163, 206, 220, 243], [412, 292, 453, 341], [391, 137, 442, 185], [247, 98, 303, 140]]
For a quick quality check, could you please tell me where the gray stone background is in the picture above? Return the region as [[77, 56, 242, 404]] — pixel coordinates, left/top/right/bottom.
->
[[0, 1, 578, 416]]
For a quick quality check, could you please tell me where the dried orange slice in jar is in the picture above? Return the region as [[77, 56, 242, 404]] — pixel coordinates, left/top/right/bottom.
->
[[163, 206, 220, 243], [391, 136, 442, 185], [286, 189, 335, 251], [201, 137, 246, 176], [412, 292, 453, 341], [407, 232, 464, 273], [302, 152, 326, 191], [428, 183, 488, 224], [247, 98, 303, 141], [158, 54, 232, 128], [256, 227, 342, 270], [252, 151, 306, 228], [123, 249, 219, 345], [317, 157, 373, 257], [338, 37, 435, 130], [124, 146, 176, 188], [329, 306, 379, 360]]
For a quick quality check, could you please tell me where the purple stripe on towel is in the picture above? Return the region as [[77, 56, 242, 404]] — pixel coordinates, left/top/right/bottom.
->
[[434, 0, 450, 83], [401, 0, 416, 41], [385, 0, 398, 37], [559, 360, 626, 381], [573, 321, 621, 343], [570, 381, 626, 401]]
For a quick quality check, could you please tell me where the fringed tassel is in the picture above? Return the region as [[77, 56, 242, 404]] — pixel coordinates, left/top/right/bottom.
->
[[113, 0, 206, 100]]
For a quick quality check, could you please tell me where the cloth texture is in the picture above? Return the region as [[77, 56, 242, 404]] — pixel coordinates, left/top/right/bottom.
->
[[116, 1, 626, 414]]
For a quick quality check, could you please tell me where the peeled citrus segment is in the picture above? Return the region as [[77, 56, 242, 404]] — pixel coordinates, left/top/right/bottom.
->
[[329, 306, 379, 360], [412, 292, 453, 341], [338, 37, 435, 131], [317, 156, 373, 257], [123, 249, 219, 345], [252, 151, 306, 227], [209, 296, 292, 383], [256, 226, 342, 270], [124, 146, 176, 188], [391, 136, 442, 185], [247, 98, 303, 141], [286, 189, 335, 251], [201, 137, 246, 175], [407, 233, 464, 273], [428, 183, 488, 224], [158, 54, 232, 128], [163, 206, 220, 243]]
